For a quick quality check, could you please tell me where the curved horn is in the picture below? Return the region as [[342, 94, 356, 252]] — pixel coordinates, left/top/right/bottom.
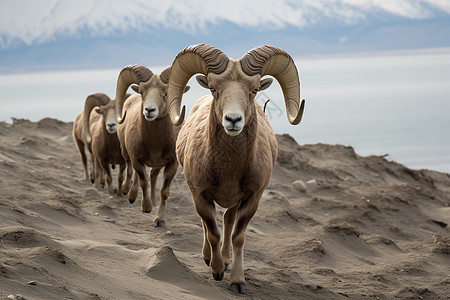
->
[[240, 46, 305, 125], [115, 64, 153, 124], [83, 93, 110, 144], [167, 44, 229, 126]]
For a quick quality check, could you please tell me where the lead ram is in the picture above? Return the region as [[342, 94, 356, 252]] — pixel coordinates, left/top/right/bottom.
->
[[167, 44, 305, 293]]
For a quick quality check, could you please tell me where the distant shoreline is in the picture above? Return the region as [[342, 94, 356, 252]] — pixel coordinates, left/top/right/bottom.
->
[[1, 47, 450, 76], [294, 46, 450, 61]]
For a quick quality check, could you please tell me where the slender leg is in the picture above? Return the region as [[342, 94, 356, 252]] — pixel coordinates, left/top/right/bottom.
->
[[89, 152, 95, 184], [94, 157, 102, 189], [229, 191, 262, 294], [202, 221, 212, 266], [100, 159, 113, 195], [153, 161, 178, 227], [116, 161, 126, 198], [222, 206, 238, 269], [129, 169, 140, 204], [133, 161, 151, 213], [122, 160, 133, 195], [75, 139, 89, 181], [100, 164, 106, 189], [149, 168, 162, 207], [193, 192, 224, 281]]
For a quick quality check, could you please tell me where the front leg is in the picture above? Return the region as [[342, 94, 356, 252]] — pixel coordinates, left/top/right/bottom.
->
[[153, 161, 177, 227], [149, 168, 162, 208], [132, 161, 151, 213], [229, 191, 263, 294], [202, 221, 212, 266], [193, 192, 224, 281], [222, 206, 238, 269]]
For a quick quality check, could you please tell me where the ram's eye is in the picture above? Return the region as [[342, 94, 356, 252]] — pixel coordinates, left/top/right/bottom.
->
[[251, 89, 258, 94], [209, 87, 216, 92]]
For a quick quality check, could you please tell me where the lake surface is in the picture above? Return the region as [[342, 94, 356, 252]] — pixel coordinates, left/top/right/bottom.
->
[[1, 50, 449, 173]]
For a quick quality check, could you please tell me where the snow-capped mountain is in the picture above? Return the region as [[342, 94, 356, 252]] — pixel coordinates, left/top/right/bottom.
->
[[1, 0, 449, 73]]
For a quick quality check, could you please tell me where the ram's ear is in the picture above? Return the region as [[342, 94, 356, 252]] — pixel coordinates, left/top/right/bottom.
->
[[259, 78, 273, 91], [131, 84, 140, 93], [95, 107, 102, 114], [195, 75, 209, 89]]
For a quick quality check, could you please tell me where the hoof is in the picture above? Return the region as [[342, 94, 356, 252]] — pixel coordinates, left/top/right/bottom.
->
[[224, 263, 228, 272], [111, 165, 116, 170], [212, 271, 224, 281], [154, 220, 165, 227], [90, 179, 95, 184], [230, 283, 245, 294], [142, 209, 151, 214], [129, 198, 136, 204], [204, 259, 210, 266]]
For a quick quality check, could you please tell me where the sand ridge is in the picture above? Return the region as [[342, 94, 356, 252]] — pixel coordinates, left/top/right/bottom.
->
[[0, 118, 449, 299]]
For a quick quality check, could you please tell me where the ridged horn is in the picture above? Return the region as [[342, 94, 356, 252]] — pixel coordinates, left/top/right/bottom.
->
[[167, 44, 229, 126], [115, 64, 153, 124], [240, 46, 305, 125], [83, 93, 110, 144]]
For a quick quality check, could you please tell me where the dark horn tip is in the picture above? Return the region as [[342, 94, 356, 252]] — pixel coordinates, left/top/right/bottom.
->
[[174, 105, 186, 126], [118, 111, 127, 125], [291, 99, 305, 125]]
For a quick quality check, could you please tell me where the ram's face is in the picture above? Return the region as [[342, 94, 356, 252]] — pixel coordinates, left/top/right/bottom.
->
[[133, 77, 168, 122], [96, 101, 118, 134], [197, 62, 273, 136]]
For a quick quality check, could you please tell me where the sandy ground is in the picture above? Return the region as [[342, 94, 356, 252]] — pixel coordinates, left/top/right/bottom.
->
[[0, 118, 449, 300]]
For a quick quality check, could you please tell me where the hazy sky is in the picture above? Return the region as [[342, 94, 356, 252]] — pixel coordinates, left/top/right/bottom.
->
[[2, 0, 450, 49]]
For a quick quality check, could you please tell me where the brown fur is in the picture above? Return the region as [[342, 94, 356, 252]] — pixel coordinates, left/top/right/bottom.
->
[[176, 73, 278, 291], [90, 100, 126, 197], [73, 96, 126, 196], [117, 72, 186, 227], [169, 44, 303, 293], [72, 110, 101, 182]]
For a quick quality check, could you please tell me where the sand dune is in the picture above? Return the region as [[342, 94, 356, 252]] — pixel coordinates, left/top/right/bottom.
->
[[0, 118, 449, 299]]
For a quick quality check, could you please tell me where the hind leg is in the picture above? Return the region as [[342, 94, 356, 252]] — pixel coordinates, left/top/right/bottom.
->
[[116, 161, 126, 198], [122, 160, 133, 195], [99, 159, 113, 195], [128, 170, 139, 204], [75, 139, 89, 181], [94, 157, 103, 189]]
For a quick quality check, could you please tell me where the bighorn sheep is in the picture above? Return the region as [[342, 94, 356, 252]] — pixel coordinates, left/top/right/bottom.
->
[[73, 93, 129, 196], [115, 65, 190, 227], [73, 93, 109, 183], [167, 44, 305, 293], [86, 93, 129, 196]]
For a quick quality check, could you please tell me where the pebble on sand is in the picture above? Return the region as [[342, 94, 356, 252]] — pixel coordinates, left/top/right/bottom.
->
[[292, 180, 307, 192]]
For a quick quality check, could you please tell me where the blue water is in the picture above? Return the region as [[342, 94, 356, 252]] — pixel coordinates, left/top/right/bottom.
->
[[1, 50, 449, 173]]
